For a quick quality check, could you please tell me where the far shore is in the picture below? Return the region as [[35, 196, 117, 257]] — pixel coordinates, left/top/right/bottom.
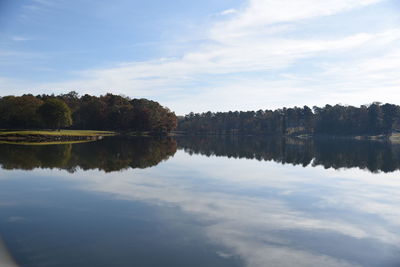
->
[[1, 130, 399, 145], [172, 131, 400, 143]]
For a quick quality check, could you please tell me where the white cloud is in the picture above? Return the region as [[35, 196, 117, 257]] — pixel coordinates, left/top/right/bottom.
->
[[209, 0, 383, 42], [2, 0, 397, 113], [220, 9, 237, 16]]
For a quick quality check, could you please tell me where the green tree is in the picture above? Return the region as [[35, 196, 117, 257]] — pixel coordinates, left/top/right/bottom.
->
[[381, 103, 399, 134], [368, 103, 384, 134], [0, 95, 43, 129], [38, 98, 73, 130]]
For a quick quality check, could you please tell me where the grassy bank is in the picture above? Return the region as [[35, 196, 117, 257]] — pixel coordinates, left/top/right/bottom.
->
[[0, 140, 95, 146], [0, 130, 116, 136], [0, 130, 117, 142], [390, 133, 400, 144]]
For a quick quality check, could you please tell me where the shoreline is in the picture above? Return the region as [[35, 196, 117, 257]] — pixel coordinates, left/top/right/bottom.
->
[[0, 130, 117, 143], [1, 130, 399, 145], [173, 132, 400, 143]]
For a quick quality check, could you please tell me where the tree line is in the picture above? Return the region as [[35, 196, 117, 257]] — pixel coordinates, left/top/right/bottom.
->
[[0, 92, 177, 133], [178, 103, 400, 136]]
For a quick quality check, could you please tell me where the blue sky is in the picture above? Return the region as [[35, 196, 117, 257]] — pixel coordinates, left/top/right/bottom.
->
[[0, 0, 399, 114]]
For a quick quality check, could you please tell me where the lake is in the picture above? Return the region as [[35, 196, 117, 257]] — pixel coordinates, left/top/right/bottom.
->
[[0, 136, 400, 267]]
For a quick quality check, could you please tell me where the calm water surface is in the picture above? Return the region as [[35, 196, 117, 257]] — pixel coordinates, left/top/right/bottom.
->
[[0, 136, 400, 267]]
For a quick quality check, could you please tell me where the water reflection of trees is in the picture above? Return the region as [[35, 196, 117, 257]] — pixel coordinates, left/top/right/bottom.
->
[[177, 136, 400, 173], [2, 136, 399, 173], [0, 137, 177, 172]]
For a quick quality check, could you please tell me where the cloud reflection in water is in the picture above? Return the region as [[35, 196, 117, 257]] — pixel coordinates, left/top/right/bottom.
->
[[61, 150, 400, 267]]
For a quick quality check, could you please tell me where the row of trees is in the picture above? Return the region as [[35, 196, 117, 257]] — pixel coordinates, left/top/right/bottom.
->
[[178, 103, 400, 135], [0, 92, 177, 133], [2, 93, 398, 136]]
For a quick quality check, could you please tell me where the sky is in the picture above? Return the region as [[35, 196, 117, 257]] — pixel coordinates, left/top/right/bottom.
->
[[0, 0, 399, 114]]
